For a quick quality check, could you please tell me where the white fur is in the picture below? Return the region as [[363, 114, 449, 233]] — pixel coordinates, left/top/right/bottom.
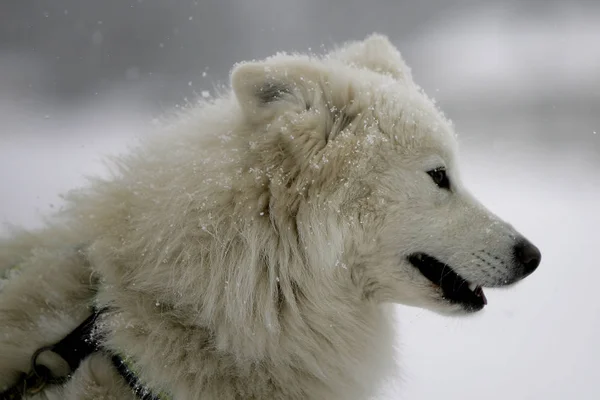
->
[[0, 34, 533, 399]]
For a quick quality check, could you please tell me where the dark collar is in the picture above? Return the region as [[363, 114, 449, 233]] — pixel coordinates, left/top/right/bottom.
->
[[110, 353, 169, 400], [0, 308, 167, 400]]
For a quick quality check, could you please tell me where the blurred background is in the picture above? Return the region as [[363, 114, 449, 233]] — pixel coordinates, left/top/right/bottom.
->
[[1, 1, 598, 399]]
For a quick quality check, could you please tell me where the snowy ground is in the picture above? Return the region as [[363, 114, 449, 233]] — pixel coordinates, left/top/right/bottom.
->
[[0, 97, 598, 400]]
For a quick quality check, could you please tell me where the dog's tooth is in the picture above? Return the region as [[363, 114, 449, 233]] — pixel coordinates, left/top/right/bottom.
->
[[468, 282, 477, 291]]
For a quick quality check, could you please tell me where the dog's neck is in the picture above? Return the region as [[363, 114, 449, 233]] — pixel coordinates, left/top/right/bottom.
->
[[97, 272, 397, 398]]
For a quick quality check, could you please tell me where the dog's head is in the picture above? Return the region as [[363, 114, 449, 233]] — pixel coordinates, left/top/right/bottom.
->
[[230, 34, 540, 315]]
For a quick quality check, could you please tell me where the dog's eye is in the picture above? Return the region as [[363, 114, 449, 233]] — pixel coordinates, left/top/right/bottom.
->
[[426, 167, 450, 190]]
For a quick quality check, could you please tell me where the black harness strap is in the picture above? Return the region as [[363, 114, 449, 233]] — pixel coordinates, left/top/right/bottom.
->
[[0, 309, 162, 400], [48, 309, 102, 370], [0, 310, 101, 400], [110, 354, 163, 400]]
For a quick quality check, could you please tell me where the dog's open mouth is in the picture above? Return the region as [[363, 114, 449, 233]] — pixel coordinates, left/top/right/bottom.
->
[[408, 253, 487, 311]]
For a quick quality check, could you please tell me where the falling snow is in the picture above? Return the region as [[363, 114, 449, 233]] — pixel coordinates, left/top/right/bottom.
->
[[1, 7, 599, 399]]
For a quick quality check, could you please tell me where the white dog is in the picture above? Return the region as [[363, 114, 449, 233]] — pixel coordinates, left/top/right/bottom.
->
[[0, 34, 540, 399]]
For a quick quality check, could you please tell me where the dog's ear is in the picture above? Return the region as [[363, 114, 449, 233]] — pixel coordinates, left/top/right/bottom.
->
[[231, 59, 321, 121], [330, 33, 413, 83]]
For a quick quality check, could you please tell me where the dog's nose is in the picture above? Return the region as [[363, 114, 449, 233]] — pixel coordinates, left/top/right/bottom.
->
[[514, 239, 541, 276]]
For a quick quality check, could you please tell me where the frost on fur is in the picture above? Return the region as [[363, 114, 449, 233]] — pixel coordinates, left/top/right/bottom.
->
[[0, 33, 539, 400]]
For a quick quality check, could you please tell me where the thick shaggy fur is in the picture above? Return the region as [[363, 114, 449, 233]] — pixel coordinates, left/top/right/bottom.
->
[[0, 34, 536, 399]]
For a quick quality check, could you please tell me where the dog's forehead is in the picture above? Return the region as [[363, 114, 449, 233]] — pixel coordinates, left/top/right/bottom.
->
[[371, 83, 458, 160]]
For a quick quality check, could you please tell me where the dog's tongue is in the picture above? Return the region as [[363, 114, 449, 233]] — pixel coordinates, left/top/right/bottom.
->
[[475, 286, 488, 305]]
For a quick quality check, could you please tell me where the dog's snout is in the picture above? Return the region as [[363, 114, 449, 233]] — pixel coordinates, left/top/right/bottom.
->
[[514, 239, 541, 276]]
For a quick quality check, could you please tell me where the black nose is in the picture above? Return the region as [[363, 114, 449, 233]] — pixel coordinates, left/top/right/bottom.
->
[[514, 239, 541, 276]]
